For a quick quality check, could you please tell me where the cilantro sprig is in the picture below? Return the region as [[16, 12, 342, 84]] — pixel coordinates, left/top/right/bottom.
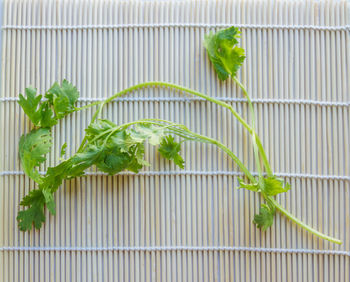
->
[[15, 28, 341, 245]]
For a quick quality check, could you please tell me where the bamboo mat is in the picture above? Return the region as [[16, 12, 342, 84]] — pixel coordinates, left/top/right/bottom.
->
[[0, 0, 349, 281]]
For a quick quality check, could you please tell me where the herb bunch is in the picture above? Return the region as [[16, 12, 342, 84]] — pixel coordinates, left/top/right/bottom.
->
[[16, 27, 341, 244]]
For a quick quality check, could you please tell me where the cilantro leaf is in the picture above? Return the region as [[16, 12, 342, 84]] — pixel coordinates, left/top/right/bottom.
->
[[67, 147, 101, 177], [158, 135, 185, 169], [238, 176, 290, 197], [18, 87, 57, 128], [109, 129, 139, 152], [132, 124, 164, 145], [42, 160, 73, 191], [60, 143, 67, 158], [45, 79, 79, 119], [19, 128, 52, 183], [262, 177, 291, 196], [38, 101, 57, 128], [253, 203, 275, 231], [18, 87, 43, 126], [17, 203, 46, 231], [203, 27, 245, 80], [17, 189, 46, 231], [41, 189, 56, 215], [85, 119, 116, 142], [126, 143, 150, 173], [18, 81, 80, 128], [17, 187, 57, 231], [94, 146, 132, 175], [237, 178, 259, 192]]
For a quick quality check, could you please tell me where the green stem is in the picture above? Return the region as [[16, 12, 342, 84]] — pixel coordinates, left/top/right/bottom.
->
[[77, 104, 104, 153], [232, 77, 272, 176], [268, 197, 342, 245], [73, 82, 341, 244], [146, 119, 256, 182], [74, 100, 101, 111], [180, 119, 341, 244], [72, 81, 271, 175], [188, 131, 256, 183], [232, 77, 262, 179]]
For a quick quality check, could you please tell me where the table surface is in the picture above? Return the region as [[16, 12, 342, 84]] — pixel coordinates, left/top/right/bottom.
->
[[0, 0, 349, 281]]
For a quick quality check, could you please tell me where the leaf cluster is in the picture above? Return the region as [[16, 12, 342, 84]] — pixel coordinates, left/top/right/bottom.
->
[[18, 79, 79, 128], [17, 99, 186, 230], [238, 176, 290, 231], [203, 26, 245, 81]]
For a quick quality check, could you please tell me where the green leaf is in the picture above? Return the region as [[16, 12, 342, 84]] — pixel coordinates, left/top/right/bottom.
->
[[238, 177, 291, 196], [132, 124, 164, 145], [109, 129, 139, 152], [60, 143, 67, 158], [253, 203, 275, 231], [67, 146, 102, 177], [17, 188, 56, 231], [237, 178, 259, 192], [126, 143, 150, 173], [85, 119, 116, 142], [203, 26, 245, 80], [95, 146, 132, 175], [38, 101, 57, 128], [19, 128, 52, 183], [158, 135, 185, 169], [41, 189, 56, 215], [262, 177, 291, 196], [18, 87, 43, 126], [17, 189, 46, 231], [45, 79, 79, 119], [18, 87, 57, 128], [45, 161, 71, 188]]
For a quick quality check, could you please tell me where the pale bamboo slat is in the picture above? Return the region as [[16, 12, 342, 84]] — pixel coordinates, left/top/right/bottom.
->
[[0, 0, 349, 281]]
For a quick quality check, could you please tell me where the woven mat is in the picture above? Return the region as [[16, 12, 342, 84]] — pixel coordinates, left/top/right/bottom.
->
[[0, 0, 349, 281]]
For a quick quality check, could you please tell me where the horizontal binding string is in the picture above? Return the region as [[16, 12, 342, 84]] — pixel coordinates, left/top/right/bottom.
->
[[0, 96, 348, 107], [0, 170, 349, 181], [0, 246, 349, 256], [2, 23, 350, 31]]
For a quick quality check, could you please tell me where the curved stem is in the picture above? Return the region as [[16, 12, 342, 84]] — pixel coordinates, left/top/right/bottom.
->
[[73, 81, 271, 174], [174, 118, 342, 244], [75, 81, 255, 150], [73, 82, 341, 244], [188, 131, 256, 183], [269, 197, 342, 244], [123, 118, 256, 183], [74, 101, 102, 111], [104, 81, 271, 174]]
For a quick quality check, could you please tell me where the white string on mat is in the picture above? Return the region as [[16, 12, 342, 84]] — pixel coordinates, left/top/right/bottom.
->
[[1, 170, 349, 181], [2, 23, 350, 31], [0, 245, 349, 256], [0, 96, 348, 107]]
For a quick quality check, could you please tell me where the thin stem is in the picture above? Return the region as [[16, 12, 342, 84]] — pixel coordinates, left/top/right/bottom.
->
[[75, 81, 268, 165], [233, 77, 272, 176], [100, 81, 272, 172], [269, 197, 342, 244], [232, 76, 262, 178], [183, 122, 341, 244], [180, 129, 256, 183], [111, 118, 256, 183], [77, 103, 104, 153], [74, 101, 102, 111], [72, 82, 341, 244]]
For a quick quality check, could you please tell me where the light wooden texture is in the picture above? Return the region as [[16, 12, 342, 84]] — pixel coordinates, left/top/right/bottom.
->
[[0, 0, 349, 281]]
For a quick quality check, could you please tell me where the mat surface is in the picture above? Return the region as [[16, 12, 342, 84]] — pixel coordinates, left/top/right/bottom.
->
[[0, 0, 349, 281]]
